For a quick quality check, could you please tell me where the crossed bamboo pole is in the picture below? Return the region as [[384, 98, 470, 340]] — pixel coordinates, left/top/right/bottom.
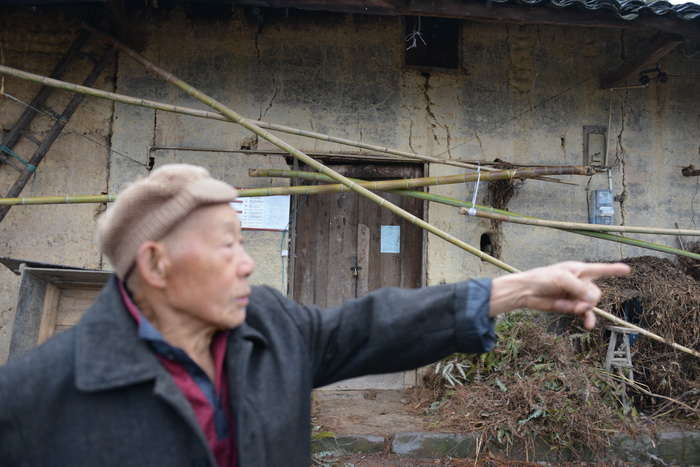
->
[[459, 208, 700, 236], [0, 62, 582, 191], [244, 166, 593, 195], [0, 62, 574, 185], [249, 170, 700, 358], [2, 192, 698, 357], [84, 25, 519, 274], [250, 169, 700, 261], [4, 27, 695, 358]]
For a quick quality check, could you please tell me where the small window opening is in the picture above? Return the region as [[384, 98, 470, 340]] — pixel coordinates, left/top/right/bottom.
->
[[405, 16, 460, 69], [185, 1, 233, 21]]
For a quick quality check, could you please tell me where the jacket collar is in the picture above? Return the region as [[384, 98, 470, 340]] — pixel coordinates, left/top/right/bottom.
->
[[73, 276, 268, 392], [74, 276, 164, 391]]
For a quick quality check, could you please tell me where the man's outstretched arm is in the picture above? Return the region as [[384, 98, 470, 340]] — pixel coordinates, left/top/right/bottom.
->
[[489, 261, 631, 329]]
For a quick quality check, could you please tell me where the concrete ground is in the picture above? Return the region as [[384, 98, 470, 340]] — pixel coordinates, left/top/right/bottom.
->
[[312, 389, 700, 466]]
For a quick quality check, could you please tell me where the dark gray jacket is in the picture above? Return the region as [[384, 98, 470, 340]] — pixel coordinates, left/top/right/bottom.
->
[[0, 276, 494, 466]]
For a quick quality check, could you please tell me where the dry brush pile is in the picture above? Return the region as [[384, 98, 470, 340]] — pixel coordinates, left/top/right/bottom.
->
[[596, 254, 700, 419], [410, 254, 700, 460]]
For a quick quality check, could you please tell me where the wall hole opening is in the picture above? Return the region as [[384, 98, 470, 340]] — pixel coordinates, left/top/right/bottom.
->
[[480, 233, 493, 258]]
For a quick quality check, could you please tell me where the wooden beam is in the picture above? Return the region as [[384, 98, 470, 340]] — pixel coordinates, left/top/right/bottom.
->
[[599, 33, 683, 89], [37, 283, 60, 346], [231, 0, 700, 38], [106, 0, 145, 52], [8, 266, 48, 360]]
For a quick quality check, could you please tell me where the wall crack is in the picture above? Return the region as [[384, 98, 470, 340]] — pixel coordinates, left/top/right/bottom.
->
[[255, 31, 277, 121], [423, 74, 450, 157], [615, 91, 629, 227]]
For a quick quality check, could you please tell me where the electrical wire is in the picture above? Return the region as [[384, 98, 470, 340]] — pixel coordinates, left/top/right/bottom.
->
[[1, 92, 147, 167], [437, 76, 595, 158]]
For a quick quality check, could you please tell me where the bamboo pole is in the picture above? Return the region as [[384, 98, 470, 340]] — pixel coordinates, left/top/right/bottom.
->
[[249, 169, 700, 262], [244, 166, 593, 195], [7, 27, 693, 358], [85, 25, 517, 273], [2, 199, 698, 357], [0, 63, 576, 186], [458, 208, 700, 237], [0, 195, 116, 206], [248, 175, 700, 358]]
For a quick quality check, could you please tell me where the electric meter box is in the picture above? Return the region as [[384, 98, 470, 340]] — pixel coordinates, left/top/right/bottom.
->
[[590, 189, 614, 225]]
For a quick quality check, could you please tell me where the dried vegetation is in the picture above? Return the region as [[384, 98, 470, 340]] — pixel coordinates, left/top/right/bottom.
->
[[596, 254, 700, 419], [410, 254, 700, 460]]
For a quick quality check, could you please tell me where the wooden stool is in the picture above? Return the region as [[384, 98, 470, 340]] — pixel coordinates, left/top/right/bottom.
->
[[605, 325, 637, 411]]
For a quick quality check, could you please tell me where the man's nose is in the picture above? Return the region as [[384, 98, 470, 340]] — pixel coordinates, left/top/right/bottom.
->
[[239, 248, 255, 277]]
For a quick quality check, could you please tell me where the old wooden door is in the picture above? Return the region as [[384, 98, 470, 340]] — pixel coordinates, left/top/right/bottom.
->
[[291, 163, 424, 389]]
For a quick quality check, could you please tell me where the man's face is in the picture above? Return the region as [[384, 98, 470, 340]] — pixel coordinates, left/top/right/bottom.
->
[[161, 203, 255, 330]]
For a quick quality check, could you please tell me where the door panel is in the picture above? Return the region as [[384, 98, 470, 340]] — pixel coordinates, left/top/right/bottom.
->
[[291, 164, 424, 389]]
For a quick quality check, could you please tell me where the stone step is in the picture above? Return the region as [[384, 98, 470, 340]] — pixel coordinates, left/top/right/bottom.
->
[[313, 430, 700, 465], [312, 389, 700, 465]]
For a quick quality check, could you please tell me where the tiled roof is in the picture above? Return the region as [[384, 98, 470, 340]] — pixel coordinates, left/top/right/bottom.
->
[[492, 0, 700, 21]]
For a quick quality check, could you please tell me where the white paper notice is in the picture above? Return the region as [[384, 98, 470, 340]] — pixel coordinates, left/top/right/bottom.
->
[[231, 196, 291, 231], [380, 225, 400, 253]]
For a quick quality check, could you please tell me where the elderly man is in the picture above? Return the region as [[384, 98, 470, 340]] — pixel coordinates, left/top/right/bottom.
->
[[0, 164, 629, 466]]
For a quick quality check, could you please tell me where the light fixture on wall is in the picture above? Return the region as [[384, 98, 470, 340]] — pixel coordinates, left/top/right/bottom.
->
[[639, 65, 668, 87]]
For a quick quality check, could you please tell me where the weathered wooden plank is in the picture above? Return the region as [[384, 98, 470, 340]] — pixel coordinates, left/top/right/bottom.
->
[[314, 188, 331, 307], [57, 295, 95, 318], [231, 0, 700, 38], [330, 191, 359, 305], [357, 223, 371, 298], [36, 283, 60, 346], [54, 325, 72, 335], [379, 192, 402, 290], [59, 287, 103, 299], [399, 191, 424, 289], [357, 193, 382, 292], [20, 268, 111, 288], [56, 309, 84, 327], [292, 178, 321, 305], [8, 268, 48, 360], [600, 33, 683, 89]]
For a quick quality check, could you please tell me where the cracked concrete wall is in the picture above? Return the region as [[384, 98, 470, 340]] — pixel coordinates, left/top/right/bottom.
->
[[1, 6, 699, 362], [422, 22, 700, 284]]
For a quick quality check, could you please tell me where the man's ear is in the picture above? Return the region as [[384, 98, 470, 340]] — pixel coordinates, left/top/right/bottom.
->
[[134, 241, 170, 289]]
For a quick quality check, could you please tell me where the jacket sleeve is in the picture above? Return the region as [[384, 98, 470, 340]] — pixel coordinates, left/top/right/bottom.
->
[[251, 280, 495, 388]]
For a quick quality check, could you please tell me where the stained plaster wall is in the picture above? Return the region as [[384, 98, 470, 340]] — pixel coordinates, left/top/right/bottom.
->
[[0, 6, 699, 363]]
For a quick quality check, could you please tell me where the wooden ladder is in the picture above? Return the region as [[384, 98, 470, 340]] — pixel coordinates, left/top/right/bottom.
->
[[605, 325, 637, 411], [0, 28, 116, 224]]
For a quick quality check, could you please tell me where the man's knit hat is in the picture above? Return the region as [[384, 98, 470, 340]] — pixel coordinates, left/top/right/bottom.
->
[[97, 164, 238, 279]]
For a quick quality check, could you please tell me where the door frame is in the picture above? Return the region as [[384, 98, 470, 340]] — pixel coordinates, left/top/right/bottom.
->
[[288, 161, 426, 304]]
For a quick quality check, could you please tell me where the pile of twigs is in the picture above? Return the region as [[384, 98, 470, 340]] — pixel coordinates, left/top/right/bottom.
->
[[409, 313, 636, 462], [411, 256, 700, 459], [486, 159, 524, 212], [596, 256, 700, 419], [678, 240, 700, 281]]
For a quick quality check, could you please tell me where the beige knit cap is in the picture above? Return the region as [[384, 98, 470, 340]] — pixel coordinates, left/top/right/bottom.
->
[[97, 164, 238, 279]]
